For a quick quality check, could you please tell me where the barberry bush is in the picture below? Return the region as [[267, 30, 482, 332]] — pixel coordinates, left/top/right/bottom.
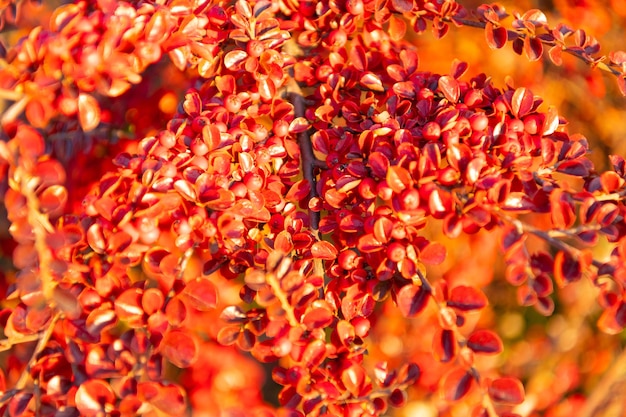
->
[[1, 0, 626, 416]]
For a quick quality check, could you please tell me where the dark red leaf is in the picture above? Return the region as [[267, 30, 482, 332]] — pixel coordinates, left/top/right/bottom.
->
[[448, 286, 487, 311], [524, 36, 543, 61], [8, 392, 33, 417], [390, 0, 413, 13], [553, 250, 581, 287], [441, 368, 473, 402], [467, 330, 503, 354], [488, 377, 525, 404], [286, 179, 311, 202], [556, 158, 591, 177], [511, 87, 534, 118], [396, 284, 429, 318], [485, 22, 507, 49], [433, 328, 456, 362], [450, 59, 469, 79]]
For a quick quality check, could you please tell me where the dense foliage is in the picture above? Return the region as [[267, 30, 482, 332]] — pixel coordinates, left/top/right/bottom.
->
[[1, 0, 626, 416]]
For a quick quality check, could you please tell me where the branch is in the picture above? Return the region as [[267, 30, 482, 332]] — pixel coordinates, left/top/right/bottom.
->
[[288, 83, 320, 235], [497, 210, 604, 269], [446, 13, 625, 81], [0, 313, 61, 410]]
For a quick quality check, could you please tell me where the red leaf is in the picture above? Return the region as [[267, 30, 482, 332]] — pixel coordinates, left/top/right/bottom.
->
[[524, 36, 543, 61], [448, 286, 487, 311], [183, 278, 218, 311], [542, 105, 560, 136], [522, 9, 548, 25], [438, 75, 460, 103], [511, 87, 534, 118], [311, 240, 339, 260], [433, 328, 456, 362], [302, 339, 327, 368], [488, 377, 525, 404], [396, 284, 429, 318], [388, 14, 407, 42], [556, 158, 591, 177], [550, 189, 576, 229], [336, 320, 356, 346], [553, 250, 581, 287], [390, 0, 413, 13], [349, 44, 367, 72], [368, 151, 390, 178], [302, 306, 334, 329], [224, 49, 248, 69], [598, 302, 626, 334], [548, 45, 563, 66], [15, 125, 45, 160], [386, 165, 412, 193], [139, 382, 186, 415], [161, 330, 198, 368], [217, 324, 241, 345], [441, 368, 474, 402], [114, 288, 144, 322], [75, 380, 115, 416], [286, 179, 311, 202], [485, 22, 507, 49], [341, 364, 367, 396], [357, 234, 383, 253], [420, 242, 446, 265], [165, 297, 187, 327], [450, 59, 469, 79], [467, 330, 503, 354], [78, 93, 101, 131], [39, 185, 68, 218], [360, 72, 385, 92]]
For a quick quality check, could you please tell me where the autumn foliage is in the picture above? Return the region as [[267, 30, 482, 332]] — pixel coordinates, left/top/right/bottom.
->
[[1, 0, 626, 416]]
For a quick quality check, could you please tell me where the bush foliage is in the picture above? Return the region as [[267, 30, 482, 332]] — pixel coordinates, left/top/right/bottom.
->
[[1, 0, 626, 416]]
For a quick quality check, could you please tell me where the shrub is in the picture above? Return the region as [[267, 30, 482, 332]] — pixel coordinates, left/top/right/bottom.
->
[[0, 0, 625, 416]]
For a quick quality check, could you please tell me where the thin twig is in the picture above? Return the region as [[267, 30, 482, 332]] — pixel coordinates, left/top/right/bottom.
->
[[286, 81, 325, 279], [0, 333, 41, 353], [497, 211, 604, 269], [0, 313, 61, 411], [265, 268, 300, 328], [449, 16, 623, 78]]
